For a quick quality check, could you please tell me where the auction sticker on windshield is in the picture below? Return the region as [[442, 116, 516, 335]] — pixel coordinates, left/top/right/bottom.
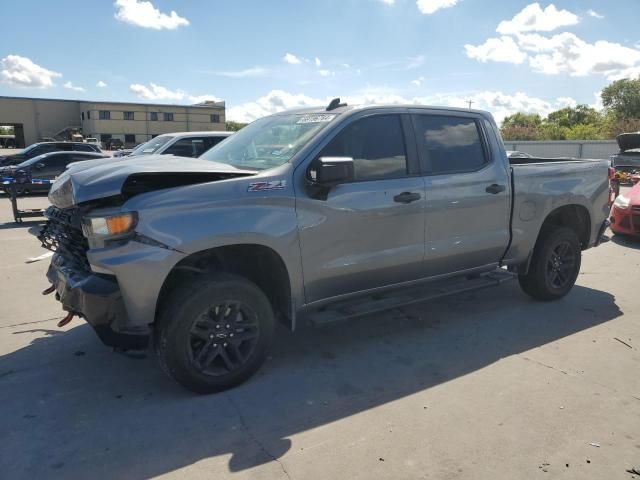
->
[[296, 114, 336, 124]]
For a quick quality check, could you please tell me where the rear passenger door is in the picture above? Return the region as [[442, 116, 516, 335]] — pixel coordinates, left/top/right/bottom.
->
[[296, 113, 426, 302], [411, 112, 511, 276], [36, 154, 72, 181]]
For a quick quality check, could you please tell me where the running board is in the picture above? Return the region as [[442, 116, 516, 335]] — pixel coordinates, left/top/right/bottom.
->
[[306, 269, 515, 327]]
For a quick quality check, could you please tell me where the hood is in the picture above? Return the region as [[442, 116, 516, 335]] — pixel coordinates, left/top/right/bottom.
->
[[616, 132, 640, 152], [49, 154, 256, 208]]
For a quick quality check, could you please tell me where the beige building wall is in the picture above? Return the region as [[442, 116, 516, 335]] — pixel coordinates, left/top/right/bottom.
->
[[79, 101, 226, 146], [0, 96, 225, 148], [0, 97, 80, 147]]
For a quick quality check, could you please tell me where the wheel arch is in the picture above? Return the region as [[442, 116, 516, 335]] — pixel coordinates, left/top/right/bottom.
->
[[155, 244, 294, 330]]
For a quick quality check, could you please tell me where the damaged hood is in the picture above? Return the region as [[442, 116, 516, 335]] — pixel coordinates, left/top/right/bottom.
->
[[49, 154, 256, 208], [616, 132, 640, 152]]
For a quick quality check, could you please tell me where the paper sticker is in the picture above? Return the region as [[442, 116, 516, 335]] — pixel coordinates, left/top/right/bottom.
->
[[296, 114, 336, 124]]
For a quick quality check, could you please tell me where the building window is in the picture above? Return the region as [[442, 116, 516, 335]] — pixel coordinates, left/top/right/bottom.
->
[[100, 134, 112, 142], [124, 134, 136, 144], [81, 112, 85, 121], [210, 114, 220, 123], [124, 111, 134, 120], [99, 110, 111, 120], [87, 111, 91, 120], [163, 112, 174, 121], [149, 112, 158, 121]]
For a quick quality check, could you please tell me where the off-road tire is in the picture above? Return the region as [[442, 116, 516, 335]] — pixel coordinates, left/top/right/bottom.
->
[[154, 273, 275, 394], [518, 227, 581, 301]]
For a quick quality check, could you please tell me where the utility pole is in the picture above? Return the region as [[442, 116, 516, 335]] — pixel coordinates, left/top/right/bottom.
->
[[466, 99, 474, 109]]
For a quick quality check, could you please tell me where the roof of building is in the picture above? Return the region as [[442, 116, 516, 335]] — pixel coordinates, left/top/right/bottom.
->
[[0, 95, 225, 109]]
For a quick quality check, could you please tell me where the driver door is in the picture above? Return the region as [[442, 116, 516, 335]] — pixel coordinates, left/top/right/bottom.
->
[[296, 113, 426, 303]]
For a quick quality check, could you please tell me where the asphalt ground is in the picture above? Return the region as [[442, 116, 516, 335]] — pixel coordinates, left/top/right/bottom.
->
[[0, 191, 639, 479]]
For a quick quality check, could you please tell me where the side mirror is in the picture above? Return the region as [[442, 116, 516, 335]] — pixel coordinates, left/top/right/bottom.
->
[[35, 162, 45, 169], [309, 157, 355, 186]]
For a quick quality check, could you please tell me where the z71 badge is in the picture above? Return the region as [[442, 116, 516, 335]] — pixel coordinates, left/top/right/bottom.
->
[[247, 180, 287, 192]]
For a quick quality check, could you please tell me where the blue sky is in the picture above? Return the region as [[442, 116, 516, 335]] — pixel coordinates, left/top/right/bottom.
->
[[1, 0, 639, 123]]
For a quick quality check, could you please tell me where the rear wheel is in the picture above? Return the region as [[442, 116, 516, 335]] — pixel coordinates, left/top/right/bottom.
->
[[518, 227, 581, 301], [154, 273, 275, 393]]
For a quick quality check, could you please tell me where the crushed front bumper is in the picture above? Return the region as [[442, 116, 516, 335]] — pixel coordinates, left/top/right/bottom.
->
[[46, 252, 149, 350]]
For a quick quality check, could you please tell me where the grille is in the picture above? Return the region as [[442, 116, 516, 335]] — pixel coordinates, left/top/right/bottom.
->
[[39, 206, 90, 272]]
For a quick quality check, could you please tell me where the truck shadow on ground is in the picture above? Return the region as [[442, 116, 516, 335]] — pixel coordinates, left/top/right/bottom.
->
[[0, 282, 622, 478]]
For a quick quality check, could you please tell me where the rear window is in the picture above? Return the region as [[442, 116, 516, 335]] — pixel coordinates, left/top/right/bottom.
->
[[413, 115, 487, 174]]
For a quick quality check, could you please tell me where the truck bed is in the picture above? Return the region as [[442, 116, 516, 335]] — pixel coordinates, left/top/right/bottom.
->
[[508, 156, 608, 165]]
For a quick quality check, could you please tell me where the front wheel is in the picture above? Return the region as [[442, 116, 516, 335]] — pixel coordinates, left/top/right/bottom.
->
[[154, 273, 275, 393], [518, 227, 582, 301]]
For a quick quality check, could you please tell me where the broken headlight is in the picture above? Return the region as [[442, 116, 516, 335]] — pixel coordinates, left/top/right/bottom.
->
[[82, 212, 138, 240]]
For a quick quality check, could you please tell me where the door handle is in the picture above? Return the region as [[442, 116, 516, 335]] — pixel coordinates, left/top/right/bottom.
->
[[393, 191, 422, 204], [485, 184, 506, 194]]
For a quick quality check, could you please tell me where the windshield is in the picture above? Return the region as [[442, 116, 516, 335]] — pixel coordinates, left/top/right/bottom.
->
[[130, 135, 173, 156], [199, 113, 337, 170]]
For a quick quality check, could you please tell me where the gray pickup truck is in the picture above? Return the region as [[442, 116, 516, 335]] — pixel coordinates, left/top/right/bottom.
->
[[39, 101, 610, 393]]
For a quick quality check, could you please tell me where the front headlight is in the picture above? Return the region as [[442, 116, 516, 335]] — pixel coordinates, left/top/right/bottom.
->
[[82, 212, 138, 239], [614, 194, 630, 209]]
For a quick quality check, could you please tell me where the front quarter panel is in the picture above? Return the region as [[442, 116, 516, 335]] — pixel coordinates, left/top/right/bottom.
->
[[123, 166, 304, 312]]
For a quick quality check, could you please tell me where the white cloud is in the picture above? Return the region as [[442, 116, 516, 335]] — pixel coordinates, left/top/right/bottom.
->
[[411, 76, 425, 86], [188, 94, 222, 104], [381, 0, 395, 4], [0, 55, 61, 88], [315, 57, 322, 67], [607, 66, 640, 82], [215, 67, 267, 78], [96, 80, 108, 88], [114, 0, 189, 30], [518, 33, 640, 77], [416, 0, 458, 15], [226, 88, 571, 125], [63, 81, 85, 92], [556, 96, 577, 108], [497, 3, 579, 35], [586, 9, 603, 19], [318, 69, 335, 77], [283, 53, 301, 65], [227, 90, 325, 123], [129, 82, 186, 101], [465, 36, 527, 64], [406, 55, 425, 69]]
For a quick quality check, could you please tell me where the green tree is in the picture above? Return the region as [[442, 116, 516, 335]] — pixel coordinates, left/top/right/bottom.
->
[[601, 78, 640, 120], [226, 121, 247, 131], [501, 112, 542, 129], [546, 105, 601, 129]]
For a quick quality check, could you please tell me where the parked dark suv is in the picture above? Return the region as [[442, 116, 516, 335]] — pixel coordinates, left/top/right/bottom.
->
[[0, 142, 102, 166], [1, 151, 108, 194]]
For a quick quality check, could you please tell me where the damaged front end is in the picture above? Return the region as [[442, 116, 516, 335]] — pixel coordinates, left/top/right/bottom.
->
[[39, 156, 256, 349], [38, 205, 148, 349]]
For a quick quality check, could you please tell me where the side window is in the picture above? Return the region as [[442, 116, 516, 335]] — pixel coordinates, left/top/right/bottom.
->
[[413, 115, 487, 174], [163, 138, 212, 157], [204, 136, 225, 151], [48, 155, 72, 171], [318, 115, 407, 181]]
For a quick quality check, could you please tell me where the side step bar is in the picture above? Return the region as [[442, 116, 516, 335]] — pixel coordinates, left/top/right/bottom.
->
[[306, 269, 515, 327]]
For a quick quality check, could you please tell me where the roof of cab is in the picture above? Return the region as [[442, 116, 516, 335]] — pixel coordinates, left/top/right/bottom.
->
[[272, 103, 494, 120]]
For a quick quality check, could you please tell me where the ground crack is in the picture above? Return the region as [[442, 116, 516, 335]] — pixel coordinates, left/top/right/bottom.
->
[[0, 316, 64, 329], [225, 394, 292, 480]]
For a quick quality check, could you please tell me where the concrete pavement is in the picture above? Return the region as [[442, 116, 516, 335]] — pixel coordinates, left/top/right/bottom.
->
[[0, 193, 639, 479]]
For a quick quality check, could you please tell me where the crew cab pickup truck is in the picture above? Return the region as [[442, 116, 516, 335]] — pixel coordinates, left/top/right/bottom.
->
[[38, 101, 610, 393]]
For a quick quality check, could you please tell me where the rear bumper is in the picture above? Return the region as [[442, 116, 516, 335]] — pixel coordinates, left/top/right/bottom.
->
[[46, 253, 149, 350]]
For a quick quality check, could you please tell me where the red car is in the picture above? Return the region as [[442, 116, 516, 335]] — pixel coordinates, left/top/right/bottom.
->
[[610, 182, 640, 238]]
